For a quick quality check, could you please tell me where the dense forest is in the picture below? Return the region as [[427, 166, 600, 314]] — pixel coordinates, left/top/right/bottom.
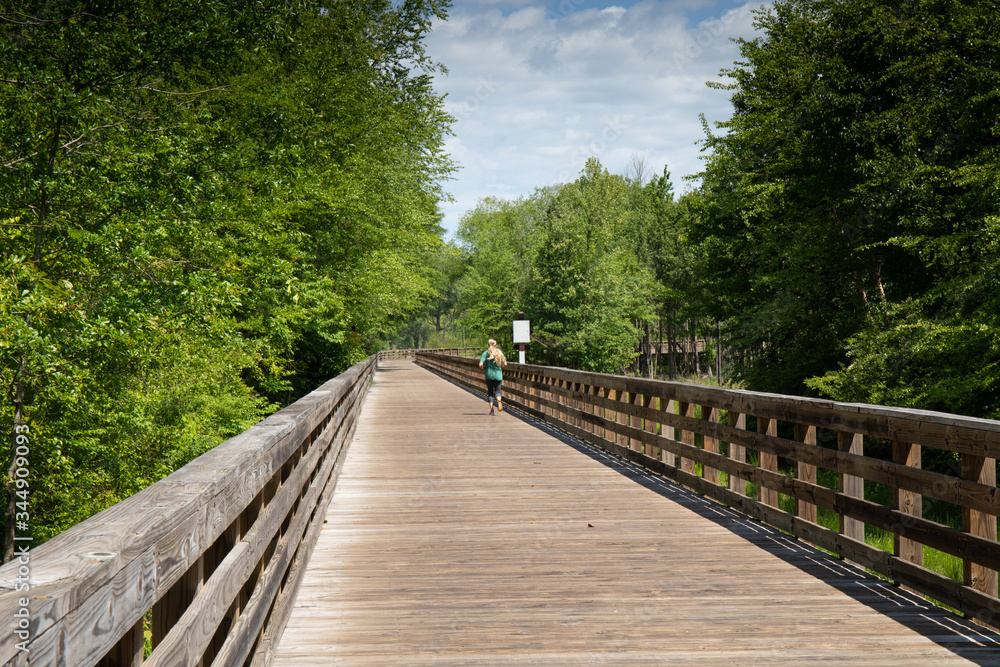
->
[[418, 0, 1000, 420], [4, 0, 1000, 554], [1, 0, 454, 555]]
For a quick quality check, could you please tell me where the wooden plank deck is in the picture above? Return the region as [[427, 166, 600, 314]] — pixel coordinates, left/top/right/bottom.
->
[[272, 360, 1000, 665]]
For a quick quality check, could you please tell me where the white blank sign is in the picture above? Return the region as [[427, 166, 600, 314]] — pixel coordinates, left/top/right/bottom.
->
[[513, 319, 530, 344]]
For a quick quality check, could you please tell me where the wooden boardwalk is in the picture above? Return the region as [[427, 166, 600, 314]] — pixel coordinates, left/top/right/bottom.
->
[[272, 360, 1000, 665]]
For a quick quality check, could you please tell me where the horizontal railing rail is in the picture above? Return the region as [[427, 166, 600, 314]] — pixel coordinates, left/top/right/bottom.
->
[[416, 351, 1000, 629], [377, 347, 476, 361], [0, 356, 376, 667]]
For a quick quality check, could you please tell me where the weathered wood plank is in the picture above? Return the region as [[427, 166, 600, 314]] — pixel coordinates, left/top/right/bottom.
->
[[794, 423, 818, 524], [143, 403, 352, 667], [964, 453, 999, 600], [429, 355, 1000, 456], [26, 548, 156, 667], [416, 352, 1000, 632], [643, 394, 658, 459], [757, 415, 778, 508], [838, 431, 865, 544], [277, 360, 1000, 665], [727, 411, 746, 496], [0, 357, 375, 666], [701, 404, 719, 485], [679, 401, 695, 476], [893, 440, 923, 570]]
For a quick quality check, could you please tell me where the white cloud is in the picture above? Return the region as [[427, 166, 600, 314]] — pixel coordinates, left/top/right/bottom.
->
[[425, 0, 770, 236]]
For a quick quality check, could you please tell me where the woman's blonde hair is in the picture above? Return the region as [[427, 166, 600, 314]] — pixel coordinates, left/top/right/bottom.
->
[[487, 339, 506, 365]]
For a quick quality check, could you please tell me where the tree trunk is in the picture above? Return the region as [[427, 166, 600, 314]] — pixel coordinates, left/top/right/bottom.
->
[[656, 313, 663, 379], [874, 259, 886, 302], [643, 322, 653, 380], [668, 309, 676, 381], [717, 320, 723, 383], [692, 322, 700, 376], [681, 319, 688, 375]]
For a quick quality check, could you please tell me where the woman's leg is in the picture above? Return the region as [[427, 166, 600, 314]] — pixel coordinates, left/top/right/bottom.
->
[[496, 380, 503, 410], [486, 380, 498, 409]]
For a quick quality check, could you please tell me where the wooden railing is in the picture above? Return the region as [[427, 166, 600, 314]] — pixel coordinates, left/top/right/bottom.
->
[[377, 347, 476, 361], [0, 356, 376, 667], [416, 351, 1000, 628]]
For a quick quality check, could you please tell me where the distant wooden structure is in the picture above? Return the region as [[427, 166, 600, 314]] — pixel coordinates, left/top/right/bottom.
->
[[376, 346, 476, 361], [651, 338, 708, 354]]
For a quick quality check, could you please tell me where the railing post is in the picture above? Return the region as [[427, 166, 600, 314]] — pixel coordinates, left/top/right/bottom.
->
[[892, 440, 923, 569], [98, 618, 144, 667], [551, 377, 561, 420], [616, 390, 629, 449], [546, 376, 555, 419], [523, 370, 531, 411], [962, 452, 998, 599], [837, 431, 865, 544], [630, 391, 643, 452], [153, 556, 204, 650], [757, 416, 778, 507], [794, 424, 817, 524], [537, 375, 546, 417], [728, 411, 746, 496], [661, 398, 676, 467], [644, 395, 657, 458], [204, 516, 244, 664], [558, 378, 568, 422], [702, 404, 718, 485], [679, 401, 695, 476], [512, 367, 524, 412], [580, 381, 588, 431], [571, 380, 582, 429], [602, 386, 614, 443]]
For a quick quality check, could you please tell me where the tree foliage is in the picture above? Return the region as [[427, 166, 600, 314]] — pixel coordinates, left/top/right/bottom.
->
[[456, 193, 549, 350], [524, 159, 657, 372], [693, 0, 1000, 414], [1, 0, 454, 554], [450, 159, 698, 374]]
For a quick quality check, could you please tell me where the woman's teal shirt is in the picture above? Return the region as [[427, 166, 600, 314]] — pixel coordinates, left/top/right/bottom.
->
[[480, 351, 503, 381]]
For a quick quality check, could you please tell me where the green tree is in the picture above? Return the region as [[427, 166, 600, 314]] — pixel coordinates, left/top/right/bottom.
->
[[629, 168, 707, 378], [694, 0, 1000, 410], [0, 0, 305, 556], [427, 245, 468, 336], [393, 243, 468, 349], [0, 0, 455, 554], [261, 1, 454, 399], [456, 193, 551, 349], [525, 159, 656, 373]]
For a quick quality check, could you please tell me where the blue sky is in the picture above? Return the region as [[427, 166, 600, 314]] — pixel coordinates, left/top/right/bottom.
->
[[423, 0, 771, 236]]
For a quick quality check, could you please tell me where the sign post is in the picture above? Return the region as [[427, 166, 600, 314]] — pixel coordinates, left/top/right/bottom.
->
[[512, 315, 530, 364]]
